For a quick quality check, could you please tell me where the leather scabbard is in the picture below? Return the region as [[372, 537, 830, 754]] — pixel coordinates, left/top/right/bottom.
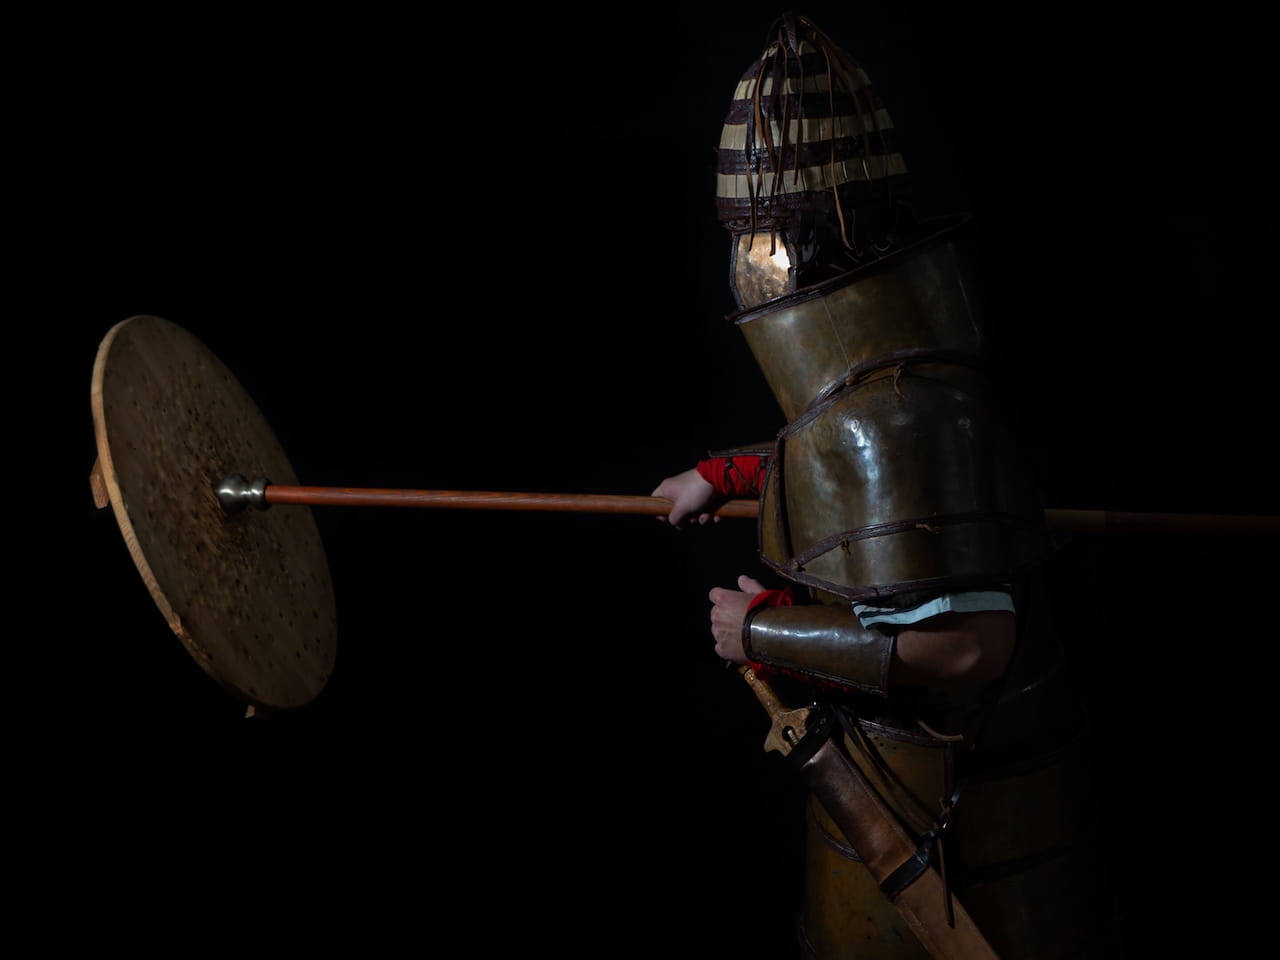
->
[[800, 728, 1001, 960]]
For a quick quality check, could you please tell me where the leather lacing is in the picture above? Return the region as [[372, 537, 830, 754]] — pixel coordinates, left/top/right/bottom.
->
[[742, 13, 896, 262], [771, 348, 1023, 579]]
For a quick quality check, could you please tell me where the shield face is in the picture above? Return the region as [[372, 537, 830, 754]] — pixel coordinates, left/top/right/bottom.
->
[[91, 315, 337, 710]]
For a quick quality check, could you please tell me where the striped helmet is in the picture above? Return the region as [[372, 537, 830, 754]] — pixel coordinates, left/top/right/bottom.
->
[[716, 13, 912, 300]]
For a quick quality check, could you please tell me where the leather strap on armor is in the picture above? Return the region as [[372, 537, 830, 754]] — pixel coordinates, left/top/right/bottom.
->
[[743, 603, 894, 697]]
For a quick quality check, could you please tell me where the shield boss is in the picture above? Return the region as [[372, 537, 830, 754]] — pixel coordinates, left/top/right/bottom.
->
[[91, 315, 336, 710]]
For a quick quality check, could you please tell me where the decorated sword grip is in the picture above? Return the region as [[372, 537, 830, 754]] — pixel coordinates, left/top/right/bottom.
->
[[737, 665, 816, 756]]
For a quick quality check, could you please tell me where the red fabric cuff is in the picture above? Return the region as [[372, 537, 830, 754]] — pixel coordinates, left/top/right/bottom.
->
[[696, 455, 766, 498], [748, 587, 794, 611]]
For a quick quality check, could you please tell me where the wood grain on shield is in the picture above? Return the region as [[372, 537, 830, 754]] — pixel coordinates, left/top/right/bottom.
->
[[90, 315, 337, 710]]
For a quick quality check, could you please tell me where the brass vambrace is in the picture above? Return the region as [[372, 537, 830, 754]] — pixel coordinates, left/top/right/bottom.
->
[[743, 604, 894, 697]]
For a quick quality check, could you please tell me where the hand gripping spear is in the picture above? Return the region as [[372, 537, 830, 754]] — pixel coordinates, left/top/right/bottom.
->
[[90, 315, 1280, 714]]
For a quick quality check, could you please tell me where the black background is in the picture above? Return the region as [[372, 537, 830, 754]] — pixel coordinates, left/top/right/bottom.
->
[[11, 3, 1277, 956]]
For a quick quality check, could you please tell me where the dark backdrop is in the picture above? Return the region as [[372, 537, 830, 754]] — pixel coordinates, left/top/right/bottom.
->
[[11, 3, 1276, 957]]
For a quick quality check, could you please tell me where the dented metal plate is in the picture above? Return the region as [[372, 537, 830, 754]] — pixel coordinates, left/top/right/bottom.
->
[[91, 315, 336, 710]]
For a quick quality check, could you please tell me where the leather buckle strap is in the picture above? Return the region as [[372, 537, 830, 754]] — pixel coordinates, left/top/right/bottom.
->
[[880, 786, 963, 926]]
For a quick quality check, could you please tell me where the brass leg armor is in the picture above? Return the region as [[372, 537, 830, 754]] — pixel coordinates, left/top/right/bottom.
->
[[795, 718, 1115, 959], [798, 720, 946, 959], [946, 737, 1116, 960], [799, 793, 933, 959]]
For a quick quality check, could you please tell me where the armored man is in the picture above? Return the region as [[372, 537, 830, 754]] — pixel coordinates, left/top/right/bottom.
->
[[654, 13, 1113, 959]]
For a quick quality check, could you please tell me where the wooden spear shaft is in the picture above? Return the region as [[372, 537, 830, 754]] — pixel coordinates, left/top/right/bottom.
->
[[245, 482, 1280, 536], [262, 485, 760, 518]]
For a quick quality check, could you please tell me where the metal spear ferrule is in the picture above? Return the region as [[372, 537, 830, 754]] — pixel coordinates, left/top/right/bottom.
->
[[215, 474, 272, 513]]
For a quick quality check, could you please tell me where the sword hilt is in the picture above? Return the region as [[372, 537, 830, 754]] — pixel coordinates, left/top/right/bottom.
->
[[737, 665, 814, 756]]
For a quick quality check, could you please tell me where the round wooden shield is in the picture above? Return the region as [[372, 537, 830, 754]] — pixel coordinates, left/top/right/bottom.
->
[[91, 315, 337, 710]]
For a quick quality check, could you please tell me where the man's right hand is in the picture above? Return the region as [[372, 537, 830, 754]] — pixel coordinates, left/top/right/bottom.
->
[[651, 467, 726, 528]]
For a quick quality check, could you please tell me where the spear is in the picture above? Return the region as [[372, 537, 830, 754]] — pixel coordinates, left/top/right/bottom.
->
[[213, 475, 1280, 537]]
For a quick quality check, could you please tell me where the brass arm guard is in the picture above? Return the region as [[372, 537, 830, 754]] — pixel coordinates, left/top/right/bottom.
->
[[743, 604, 894, 697]]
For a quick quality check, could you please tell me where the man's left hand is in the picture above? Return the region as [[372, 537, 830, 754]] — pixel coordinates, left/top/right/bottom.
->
[[708, 575, 766, 663]]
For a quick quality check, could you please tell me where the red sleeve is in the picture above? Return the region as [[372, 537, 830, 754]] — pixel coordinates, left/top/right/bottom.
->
[[748, 587, 794, 611], [696, 455, 766, 498]]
